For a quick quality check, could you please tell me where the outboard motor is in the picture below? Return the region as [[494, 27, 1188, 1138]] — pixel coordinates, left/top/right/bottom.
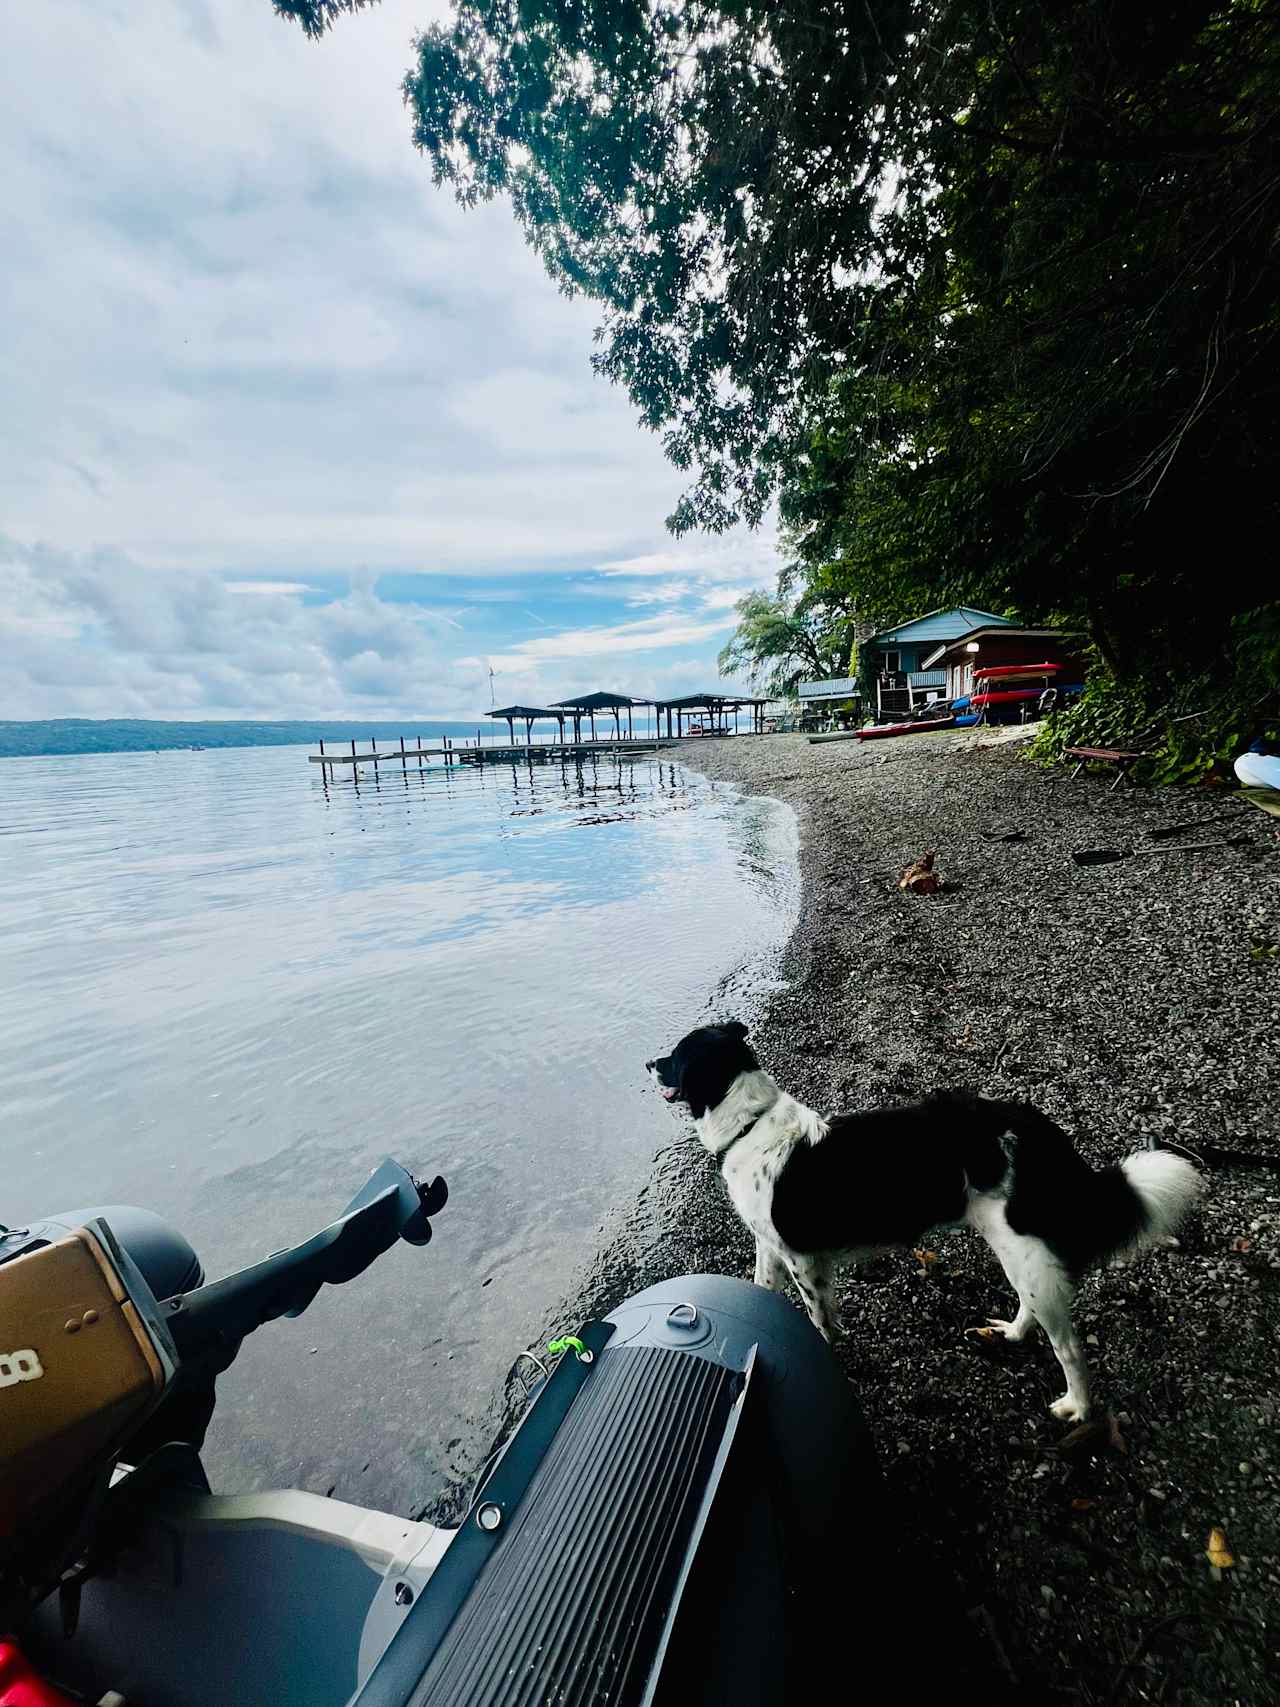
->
[[0, 1160, 447, 1633]]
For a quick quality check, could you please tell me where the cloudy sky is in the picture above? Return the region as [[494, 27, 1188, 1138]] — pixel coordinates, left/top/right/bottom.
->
[[1, 0, 778, 721]]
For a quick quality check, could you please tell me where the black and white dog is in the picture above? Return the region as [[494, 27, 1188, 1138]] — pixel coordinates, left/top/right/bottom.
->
[[647, 1021, 1202, 1422]]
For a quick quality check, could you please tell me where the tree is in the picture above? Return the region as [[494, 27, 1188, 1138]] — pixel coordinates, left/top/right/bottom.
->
[[271, 0, 376, 38], [282, 0, 1280, 688], [716, 588, 848, 697], [403, 0, 914, 532]]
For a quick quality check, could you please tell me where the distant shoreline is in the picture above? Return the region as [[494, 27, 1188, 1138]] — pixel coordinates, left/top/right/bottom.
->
[[0, 719, 500, 761]]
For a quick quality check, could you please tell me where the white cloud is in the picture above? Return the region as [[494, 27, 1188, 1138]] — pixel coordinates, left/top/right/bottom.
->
[[598, 533, 779, 581], [0, 0, 687, 577], [698, 585, 751, 611], [623, 580, 692, 606], [225, 581, 313, 596], [480, 607, 759, 713], [1, 536, 486, 719], [491, 611, 738, 666], [0, 1, 784, 716]]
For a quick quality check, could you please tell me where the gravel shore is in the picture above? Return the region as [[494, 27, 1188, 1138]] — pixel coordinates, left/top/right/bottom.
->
[[571, 727, 1280, 1704]]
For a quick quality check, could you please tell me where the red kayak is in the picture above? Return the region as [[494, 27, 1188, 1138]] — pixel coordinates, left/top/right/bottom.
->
[[972, 662, 1063, 681], [969, 688, 1042, 707], [856, 717, 957, 739]]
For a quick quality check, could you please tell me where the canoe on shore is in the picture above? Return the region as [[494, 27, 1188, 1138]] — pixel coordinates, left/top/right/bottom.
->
[[855, 717, 957, 740]]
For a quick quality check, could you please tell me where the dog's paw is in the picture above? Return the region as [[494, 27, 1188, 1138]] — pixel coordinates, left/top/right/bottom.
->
[[966, 1317, 1028, 1343], [1050, 1395, 1089, 1424]]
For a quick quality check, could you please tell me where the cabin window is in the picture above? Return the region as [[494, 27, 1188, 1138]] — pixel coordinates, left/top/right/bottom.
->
[[883, 650, 901, 673]]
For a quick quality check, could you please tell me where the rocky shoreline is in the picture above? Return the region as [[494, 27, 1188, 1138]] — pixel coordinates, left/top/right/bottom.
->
[[564, 727, 1279, 1703]]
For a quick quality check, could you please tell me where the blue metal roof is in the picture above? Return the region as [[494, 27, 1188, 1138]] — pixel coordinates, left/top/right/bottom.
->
[[870, 606, 1016, 646], [798, 677, 860, 699]]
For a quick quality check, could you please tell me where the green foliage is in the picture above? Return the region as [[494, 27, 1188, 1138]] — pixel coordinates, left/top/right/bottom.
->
[[405, 0, 916, 533], [716, 588, 845, 697], [0, 720, 485, 760], [401, 3, 1280, 570], [272, 0, 377, 38], [1030, 604, 1280, 785]]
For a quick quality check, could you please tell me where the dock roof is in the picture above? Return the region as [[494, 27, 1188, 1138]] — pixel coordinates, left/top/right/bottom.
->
[[550, 691, 634, 710], [659, 691, 770, 708]]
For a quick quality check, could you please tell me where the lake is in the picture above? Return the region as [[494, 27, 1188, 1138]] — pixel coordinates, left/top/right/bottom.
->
[[0, 742, 796, 1515]]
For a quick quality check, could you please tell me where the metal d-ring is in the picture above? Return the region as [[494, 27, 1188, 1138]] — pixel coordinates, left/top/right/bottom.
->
[[666, 1302, 700, 1329], [513, 1349, 551, 1392]]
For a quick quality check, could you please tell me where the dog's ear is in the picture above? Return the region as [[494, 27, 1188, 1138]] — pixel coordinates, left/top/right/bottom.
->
[[680, 1022, 757, 1116]]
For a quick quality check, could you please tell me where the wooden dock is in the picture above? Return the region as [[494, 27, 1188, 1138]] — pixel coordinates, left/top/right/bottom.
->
[[310, 734, 682, 779]]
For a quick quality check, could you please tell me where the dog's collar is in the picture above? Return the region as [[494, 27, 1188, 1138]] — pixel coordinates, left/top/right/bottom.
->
[[714, 1113, 762, 1171]]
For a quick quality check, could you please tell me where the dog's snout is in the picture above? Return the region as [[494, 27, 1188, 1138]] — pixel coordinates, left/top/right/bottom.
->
[[644, 1058, 656, 1071]]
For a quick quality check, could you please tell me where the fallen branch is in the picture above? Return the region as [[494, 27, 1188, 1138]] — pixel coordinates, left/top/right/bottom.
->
[[1106, 1609, 1206, 1705], [967, 1603, 1021, 1688], [1196, 1142, 1280, 1172]]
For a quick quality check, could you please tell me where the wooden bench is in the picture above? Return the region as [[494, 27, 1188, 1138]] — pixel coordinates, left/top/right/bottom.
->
[[1063, 746, 1144, 789]]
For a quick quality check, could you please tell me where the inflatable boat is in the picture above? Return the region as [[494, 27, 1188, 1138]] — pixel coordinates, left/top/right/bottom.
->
[[1235, 748, 1280, 790], [0, 1162, 883, 1706]]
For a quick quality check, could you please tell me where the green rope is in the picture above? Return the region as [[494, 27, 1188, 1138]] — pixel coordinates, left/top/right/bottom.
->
[[546, 1335, 587, 1359]]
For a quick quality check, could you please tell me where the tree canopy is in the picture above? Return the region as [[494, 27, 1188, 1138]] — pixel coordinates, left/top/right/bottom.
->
[[715, 587, 847, 697], [280, 0, 1280, 699], [271, 0, 376, 39]]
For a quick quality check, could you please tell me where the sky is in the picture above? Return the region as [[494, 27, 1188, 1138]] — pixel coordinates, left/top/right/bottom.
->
[[1, 0, 779, 722]]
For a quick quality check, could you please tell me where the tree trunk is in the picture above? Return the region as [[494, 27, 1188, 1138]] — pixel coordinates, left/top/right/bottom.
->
[[1085, 589, 1123, 677]]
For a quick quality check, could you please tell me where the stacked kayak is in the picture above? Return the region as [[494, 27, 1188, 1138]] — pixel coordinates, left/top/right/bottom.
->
[[970, 661, 1061, 713], [969, 688, 1043, 710], [972, 662, 1063, 683]]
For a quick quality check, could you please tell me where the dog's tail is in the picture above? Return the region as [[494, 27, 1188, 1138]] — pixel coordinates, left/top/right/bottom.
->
[[1113, 1148, 1205, 1255], [981, 1100, 1204, 1270]]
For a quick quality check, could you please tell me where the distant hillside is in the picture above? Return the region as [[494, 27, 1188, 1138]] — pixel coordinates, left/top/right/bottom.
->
[[0, 720, 492, 759]]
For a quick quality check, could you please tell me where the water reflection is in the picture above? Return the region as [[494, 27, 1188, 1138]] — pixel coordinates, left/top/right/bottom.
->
[[0, 743, 796, 1516]]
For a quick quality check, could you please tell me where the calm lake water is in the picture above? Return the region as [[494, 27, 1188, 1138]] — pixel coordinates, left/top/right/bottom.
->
[[0, 743, 796, 1515]]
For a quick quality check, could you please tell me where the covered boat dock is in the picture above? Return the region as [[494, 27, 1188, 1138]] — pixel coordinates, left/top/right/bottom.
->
[[309, 684, 772, 776]]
